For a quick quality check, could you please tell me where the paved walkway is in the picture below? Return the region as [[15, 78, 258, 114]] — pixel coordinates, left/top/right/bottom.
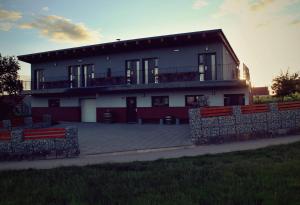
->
[[57, 122, 192, 155], [1, 134, 300, 171]]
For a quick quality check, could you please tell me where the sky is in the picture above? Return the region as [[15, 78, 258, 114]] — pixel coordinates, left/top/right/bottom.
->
[[0, 0, 300, 87]]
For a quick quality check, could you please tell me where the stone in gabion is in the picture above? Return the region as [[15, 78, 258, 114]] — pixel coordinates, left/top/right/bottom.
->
[[252, 113, 267, 123], [2, 120, 11, 129], [236, 114, 252, 125], [0, 126, 80, 158], [0, 142, 12, 154], [218, 116, 235, 126], [188, 103, 300, 145], [236, 124, 252, 134], [281, 119, 296, 129], [252, 123, 268, 132], [232, 106, 242, 116], [219, 126, 236, 136], [201, 117, 219, 128]]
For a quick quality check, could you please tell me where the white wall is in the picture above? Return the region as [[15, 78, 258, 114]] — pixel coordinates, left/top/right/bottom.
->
[[31, 97, 48, 107], [31, 96, 81, 107], [95, 88, 250, 108]]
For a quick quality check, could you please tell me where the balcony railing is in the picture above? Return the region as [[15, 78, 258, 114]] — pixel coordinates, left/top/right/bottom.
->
[[24, 64, 239, 91]]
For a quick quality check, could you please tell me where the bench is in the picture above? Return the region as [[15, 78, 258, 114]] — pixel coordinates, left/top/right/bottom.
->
[[23, 128, 66, 140]]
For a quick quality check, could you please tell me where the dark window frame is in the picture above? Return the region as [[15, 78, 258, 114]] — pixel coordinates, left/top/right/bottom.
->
[[185, 95, 204, 107], [48, 99, 60, 108], [151, 96, 169, 107], [198, 52, 217, 81], [224, 94, 245, 106]]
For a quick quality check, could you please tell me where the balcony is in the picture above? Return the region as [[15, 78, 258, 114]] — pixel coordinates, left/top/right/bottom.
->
[[22, 64, 242, 93]]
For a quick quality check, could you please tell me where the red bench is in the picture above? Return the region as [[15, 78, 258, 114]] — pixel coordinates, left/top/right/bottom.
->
[[241, 104, 269, 114], [23, 128, 66, 140], [201, 107, 233, 117], [278, 101, 300, 111]]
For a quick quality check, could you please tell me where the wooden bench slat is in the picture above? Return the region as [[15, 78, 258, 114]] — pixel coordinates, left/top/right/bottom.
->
[[24, 132, 65, 137], [24, 131, 65, 136], [24, 135, 65, 140], [24, 128, 65, 132]]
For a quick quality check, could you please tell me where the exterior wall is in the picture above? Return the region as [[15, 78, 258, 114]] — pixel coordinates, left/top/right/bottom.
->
[[31, 42, 228, 81], [31, 97, 81, 122], [222, 44, 238, 80], [31, 88, 249, 123]]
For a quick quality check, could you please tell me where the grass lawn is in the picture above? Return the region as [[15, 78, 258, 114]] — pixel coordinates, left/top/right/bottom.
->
[[1, 142, 300, 205]]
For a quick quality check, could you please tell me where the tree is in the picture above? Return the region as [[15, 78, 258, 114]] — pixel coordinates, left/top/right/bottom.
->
[[0, 53, 23, 96], [0, 53, 23, 119], [271, 70, 299, 100]]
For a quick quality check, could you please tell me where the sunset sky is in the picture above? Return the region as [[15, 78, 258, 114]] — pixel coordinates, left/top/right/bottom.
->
[[0, 0, 299, 87]]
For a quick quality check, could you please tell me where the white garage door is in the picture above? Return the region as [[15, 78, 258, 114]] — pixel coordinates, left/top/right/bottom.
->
[[81, 99, 96, 122]]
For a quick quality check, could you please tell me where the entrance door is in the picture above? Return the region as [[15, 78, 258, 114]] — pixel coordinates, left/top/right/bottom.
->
[[81, 99, 96, 122], [198, 53, 216, 81], [126, 97, 137, 123]]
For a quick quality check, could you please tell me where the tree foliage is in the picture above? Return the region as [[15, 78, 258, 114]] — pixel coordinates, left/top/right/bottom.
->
[[0, 53, 23, 96], [271, 70, 299, 100]]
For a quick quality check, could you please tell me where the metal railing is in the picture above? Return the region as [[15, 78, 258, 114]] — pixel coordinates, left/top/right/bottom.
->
[[25, 64, 239, 90]]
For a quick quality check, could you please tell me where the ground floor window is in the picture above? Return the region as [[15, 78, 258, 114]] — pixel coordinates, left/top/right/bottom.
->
[[48, 99, 60, 107], [185, 95, 208, 107], [152, 96, 169, 107], [224, 94, 245, 106]]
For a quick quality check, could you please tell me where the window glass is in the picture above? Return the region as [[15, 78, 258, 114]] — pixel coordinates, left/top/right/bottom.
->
[[48, 99, 60, 107], [152, 96, 169, 107], [224, 94, 245, 106], [185, 95, 208, 107]]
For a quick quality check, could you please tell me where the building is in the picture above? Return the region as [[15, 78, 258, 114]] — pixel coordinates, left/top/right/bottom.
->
[[18, 29, 250, 123], [252, 87, 270, 97]]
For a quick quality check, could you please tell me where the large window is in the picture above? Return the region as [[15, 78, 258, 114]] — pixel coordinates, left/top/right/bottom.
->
[[152, 96, 169, 107], [185, 95, 208, 107], [143, 58, 158, 84], [68, 64, 94, 88], [48, 99, 60, 107], [126, 59, 140, 85], [224, 94, 245, 106], [34, 69, 44, 90], [198, 53, 216, 81]]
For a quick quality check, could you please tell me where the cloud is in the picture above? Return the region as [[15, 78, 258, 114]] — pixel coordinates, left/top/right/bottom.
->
[[0, 8, 22, 21], [250, 0, 274, 11], [19, 15, 101, 44], [193, 0, 208, 9], [42, 7, 49, 12], [0, 22, 13, 31], [0, 7, 22, 31], [290, 19, 300, 25]]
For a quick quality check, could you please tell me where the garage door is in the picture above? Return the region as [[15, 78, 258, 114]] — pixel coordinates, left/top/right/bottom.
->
[[81, 99, 96, 122]]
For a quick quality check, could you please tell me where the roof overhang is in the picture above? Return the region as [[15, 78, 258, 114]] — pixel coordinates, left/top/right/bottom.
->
[[18, 29, 239, 65]]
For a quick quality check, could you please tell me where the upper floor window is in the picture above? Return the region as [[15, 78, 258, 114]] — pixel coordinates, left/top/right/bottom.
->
[[126, 59, 140, 85], [198, 53, 216, 81], [143, 58, 158, 84], [34, 69, 44, 90], [152, 96, 169, 107], [68, 64, 94, 88], [48, 99, 60, 107]]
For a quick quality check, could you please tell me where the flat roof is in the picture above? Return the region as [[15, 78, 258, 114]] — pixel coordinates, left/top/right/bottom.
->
[[18, 29, 239, 64]]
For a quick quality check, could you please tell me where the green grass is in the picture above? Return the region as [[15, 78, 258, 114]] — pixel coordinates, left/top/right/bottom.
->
[[1, 142, 300, 205]]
